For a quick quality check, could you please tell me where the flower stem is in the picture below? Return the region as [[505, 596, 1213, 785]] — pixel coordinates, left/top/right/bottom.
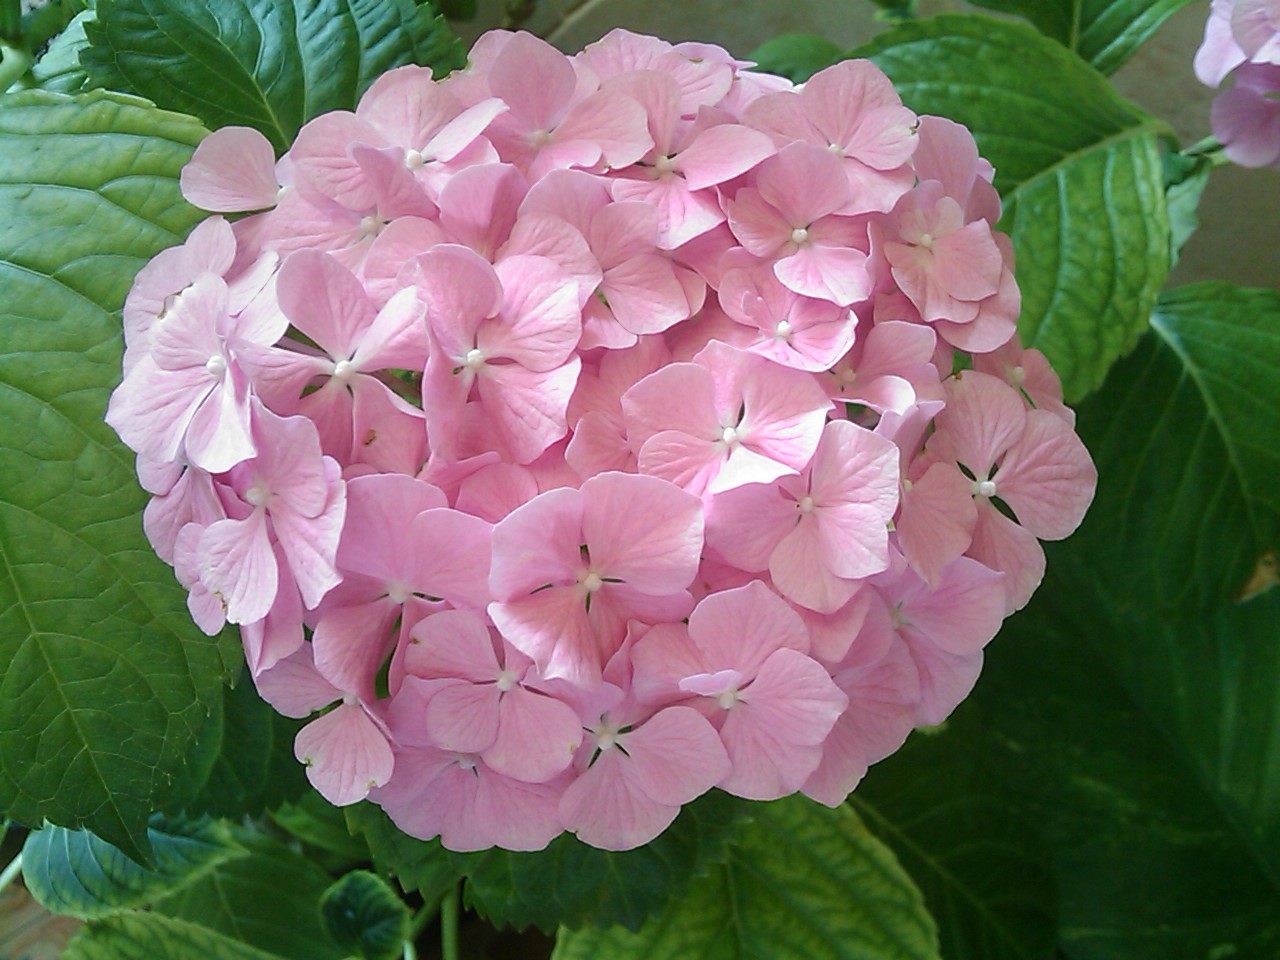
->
[[0, 853, 23, 898], [440, 883, 461, 960]]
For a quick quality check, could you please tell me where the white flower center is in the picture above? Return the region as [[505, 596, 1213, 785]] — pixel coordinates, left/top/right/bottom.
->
[[332, 358, 357, 384], [1010, 364, 1027, 385], [386, 581, 410, 605], [827, 142, 844, 154], [973, 479, 998, 498], [790, 226, 810, 245], [530, 129, 552, 147], [244, 484, 271, 508], [797, 495, 816, 514], [721, 425, 740, 447], [359, 215, 384, 238], [596, 727, 619, 751], [464, 348, 486, 371], [774, 320, 793, 340], [654, 154, 678, 175], [405, 148, 426, 171], [205, 354, 227, 379], [457, 757, 477, 771], [581, 571, 603, 593], [495, 669, 520, 692], [717, 689, 739, 710], [918, 232, 934, 248]]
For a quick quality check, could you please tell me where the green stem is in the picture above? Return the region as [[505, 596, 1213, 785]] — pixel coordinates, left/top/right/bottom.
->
[[0, 853, 23, 897], [440, 883, 460, 960]]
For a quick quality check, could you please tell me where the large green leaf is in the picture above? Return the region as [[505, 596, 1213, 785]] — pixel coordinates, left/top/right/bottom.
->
[[961, 572, 1280, 959], [0, 89, 232, 861], [1067, 283, 1280, 616], [964, 0, 1198, 74], [859, 15, 1171, 401], [21, 816, 245, 920], [553, 797, 940, 960], [154, 828, 346, 960], [853, 715, 1057, 960], [82, 0, 465, 154], [64, 912, 286, 960]]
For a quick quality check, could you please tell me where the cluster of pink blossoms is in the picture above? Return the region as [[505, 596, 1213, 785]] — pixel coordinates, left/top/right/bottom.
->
[[1197, 0, 1280, 168], [107, 29, 1097, 852]]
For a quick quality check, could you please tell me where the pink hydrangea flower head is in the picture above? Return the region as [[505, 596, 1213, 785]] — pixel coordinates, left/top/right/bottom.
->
[[109, 25, 1099, 850]]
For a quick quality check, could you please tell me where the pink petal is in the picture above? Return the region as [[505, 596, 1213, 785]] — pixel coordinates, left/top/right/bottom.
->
[[295, 702, 395, 806], [558, 747, 678, 851], [427, 682, 503, 754], [623, 705, 731, 806], [992, 409, 1097, 540], [774, 242, 871, 305], [487, 686, 584, 783], [481, 358, 581, 464], [489, 587, 601, 688], [182, 126, 280, 212], [405, 608, 501, 682], [487, 255, 582, 370], [677, 124, 777, 191], [199, 510, 277, 624], [770, 519, 861, 615], [968, 499, 1045, 614], [409, 508, 494, 610], [489, 486, 584, 599], [897, 461, 978, 587], [580, 471, 704, 594], [718, 648, 847, 799], [688, 581, 810, 675]]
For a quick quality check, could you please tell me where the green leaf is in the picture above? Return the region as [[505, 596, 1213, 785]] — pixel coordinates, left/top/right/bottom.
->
[[0, 88, 232, 861], [82, 0, 465, 154], [1162, 147, 1212, 267], [747, 34, 844, 83], [854, 714, 1058, 960], [64, 911, 287, 960], [27, 9, 93, 93], [1067, 283, 1280, 615], [20, 816, 245, 920], [858, 15, 1171, 401], [458, 789, 749, 933], [553, 797, 940, 960], [962, 575, 1280, 958], [154, 828, 346, 960], [345, 803, 459, 907], [964, 0, 1198, 74], [274, 793, 371, 865], [171, 669, 309, 820], [320, 871, 409, 960]]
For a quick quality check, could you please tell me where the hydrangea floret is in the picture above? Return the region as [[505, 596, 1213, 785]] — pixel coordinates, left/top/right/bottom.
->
[[1196, 0, 1280, 168], [107, 28, 1098, 852]]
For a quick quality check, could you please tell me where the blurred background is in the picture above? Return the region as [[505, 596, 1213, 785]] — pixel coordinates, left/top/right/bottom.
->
[[453, 0, 1279, 293]]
